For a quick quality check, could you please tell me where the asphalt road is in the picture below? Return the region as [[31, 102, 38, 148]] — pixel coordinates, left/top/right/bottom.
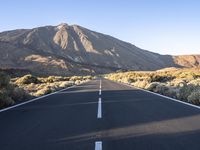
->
[[1, 78, 200, 150]]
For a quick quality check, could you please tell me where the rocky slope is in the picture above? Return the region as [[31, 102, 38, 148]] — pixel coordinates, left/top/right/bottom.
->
[[173, 55, 200, 68], [0, 23, 199, 75]]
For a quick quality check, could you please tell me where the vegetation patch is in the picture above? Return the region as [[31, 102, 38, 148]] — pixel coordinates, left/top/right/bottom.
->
[[0, 72, 29, 108], [105, 67, 200, 105], [0, 72, 94, 109]]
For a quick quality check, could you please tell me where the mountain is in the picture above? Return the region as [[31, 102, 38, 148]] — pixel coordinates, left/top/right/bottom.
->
[[173, 55, 200, 67], [0, 23, 199, 75]]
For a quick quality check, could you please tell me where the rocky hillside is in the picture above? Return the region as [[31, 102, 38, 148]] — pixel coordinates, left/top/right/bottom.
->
[[0, 23, 199, 75], [173, 55, 200, 67]]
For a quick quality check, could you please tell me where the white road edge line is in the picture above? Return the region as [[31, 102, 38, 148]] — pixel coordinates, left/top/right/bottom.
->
[[0, 81, 90, 113], [95, 141, 102, 150], [107, 79, 200, 110], [136, 87, 200, 109], [97, 97, 102, 119]]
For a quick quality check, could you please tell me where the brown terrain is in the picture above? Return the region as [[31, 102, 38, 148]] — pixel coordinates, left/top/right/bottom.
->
[[0, 23, 199, 75]]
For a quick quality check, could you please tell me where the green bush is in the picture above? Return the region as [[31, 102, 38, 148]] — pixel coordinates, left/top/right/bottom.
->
[[163, 87, 178, 98], [0, 72, 10, 87], [0, 73, 14, 108], [0, 91, 15, 108], [11, 87, 29, 101], [188, 88, 200, 104], [177, 84, 195, 101], [0, 72, 32, 108]]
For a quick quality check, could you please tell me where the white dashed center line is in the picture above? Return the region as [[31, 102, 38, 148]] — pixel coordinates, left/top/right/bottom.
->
[[99, 89, 101, 95], [95, 141, 102, 150], [97, 98, 102, 119], [98, 79, 102, 118], [100, 79, 102, 89], [96, 80, 103, 149]]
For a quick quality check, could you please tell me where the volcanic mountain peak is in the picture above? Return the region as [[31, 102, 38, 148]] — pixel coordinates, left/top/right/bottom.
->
[[56, 23, 69, 30], [0, 23, 199, 75]]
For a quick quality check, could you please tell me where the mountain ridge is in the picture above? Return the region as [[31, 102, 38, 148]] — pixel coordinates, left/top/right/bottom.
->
[[0, 23, 199, 75]]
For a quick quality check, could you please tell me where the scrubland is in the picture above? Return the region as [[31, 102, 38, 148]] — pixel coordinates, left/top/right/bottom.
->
[[105, 68, 200, 105], [0, 73, 93, 108]]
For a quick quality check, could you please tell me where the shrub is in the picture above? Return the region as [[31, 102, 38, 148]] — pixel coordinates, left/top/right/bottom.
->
[[45, 76, 67, 83], [149, 74, 174, 82], [162, 87, 178, 98], [15, 74, 40, 85], [25, 83, 37, 92], [120, 77, 130, 84], [11, 87, 28, 101], [70, 76, 83, 81], [34, 86, 52, 97], [188, 88, 200, 104], [177, 84, 196, 101], [0, 92, 15, 108], [105, 69, 200, 105], [75, 80, 82, 85], [45, 76, 56, 83], [177, 72, 196, 79], [145, 82, 159, 91], [154, 84, 169, 94], [168, 79, 187, 87], [0, 72, 10, 87], [188, 79, 200, 86], [83, 76, 93, 80], [131, 80, 149, 89], [0, 74, 93, 108], [60, 81, 74, 88], [63, 77, 70, 81]]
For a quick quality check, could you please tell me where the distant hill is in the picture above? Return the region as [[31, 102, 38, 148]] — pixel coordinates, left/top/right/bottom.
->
[[0, 23, 199, 75], [173, 55, 200, 68]]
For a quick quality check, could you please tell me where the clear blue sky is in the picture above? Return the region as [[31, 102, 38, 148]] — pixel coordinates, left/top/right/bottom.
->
[[0, 0, 200, 55]]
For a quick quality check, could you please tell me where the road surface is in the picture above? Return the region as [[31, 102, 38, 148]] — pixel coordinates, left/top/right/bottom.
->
[[1, 78, 200, 150]]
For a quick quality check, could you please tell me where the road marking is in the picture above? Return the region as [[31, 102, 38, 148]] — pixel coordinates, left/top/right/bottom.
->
[[99, 79, 102, 95], [95, 141, 102, 150], [99, 89, 101, 95], [100, 79, 102, 89], [137, 87, 200, 109], [97, 98, 102, 119], [107, 79, 200, 110]]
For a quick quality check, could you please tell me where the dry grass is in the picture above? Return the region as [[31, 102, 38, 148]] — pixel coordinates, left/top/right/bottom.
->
[[14, 75, 94, 97], [0, 72, 29, 108], [15, 74, 40, 85], [0, 72, 94, 109], [105, 68, 200, 105]]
